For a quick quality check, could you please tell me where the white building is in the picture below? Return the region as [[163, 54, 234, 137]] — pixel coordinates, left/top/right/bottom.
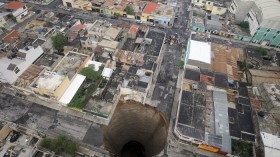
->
[[186, 39, 211, 69], [4, 1, 28, 21], [261, 132, 280, 157], [0, 46, 44, 84]]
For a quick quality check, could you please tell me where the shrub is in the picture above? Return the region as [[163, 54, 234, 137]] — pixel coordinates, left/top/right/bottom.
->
[[40, 136, 79, 155]]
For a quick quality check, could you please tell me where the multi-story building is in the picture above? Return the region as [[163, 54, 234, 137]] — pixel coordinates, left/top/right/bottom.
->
[[229, 0, 280, 47], [3, 1, 28, 21], [192, 0, 227, 15]]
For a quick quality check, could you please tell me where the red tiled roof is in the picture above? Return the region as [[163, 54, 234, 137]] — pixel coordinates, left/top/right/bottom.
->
[[3, 30, 20, 43], [4, 1, 25, 10], [71, 24, 86, 30], [129, 25, 139, 34], [142, 2, 160, 14]]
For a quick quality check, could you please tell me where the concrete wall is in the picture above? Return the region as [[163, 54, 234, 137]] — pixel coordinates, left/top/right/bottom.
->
[[229, 0, 254, 22], [0, 17, 7, 28], [54, 76, 71, 100]]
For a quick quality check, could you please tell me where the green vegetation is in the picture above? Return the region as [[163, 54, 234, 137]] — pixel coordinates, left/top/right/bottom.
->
[[237, 21, 249, 29], [51, 33, 67, 50], [11, 16, 17, 23], [232, 139, 253, 157], [257, 47, 268, 56], [68, 67, 102, 109], [7, 14, 17, 22], [125, 5, 135, 15], [114, 13, 122, 17], [238, 61, 248, 72], [40, 136, 79, 155], [178, 60, 185, 69]]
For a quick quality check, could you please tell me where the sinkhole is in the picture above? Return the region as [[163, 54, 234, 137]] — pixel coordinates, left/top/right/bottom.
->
[[102, 100, 168, 157]]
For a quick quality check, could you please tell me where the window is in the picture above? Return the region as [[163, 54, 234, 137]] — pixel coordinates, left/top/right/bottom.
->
[[23, 6, 26, 9], [197, 0, 199, 2], [14, 67, 20, 74], [230, 5, 235, 11], [232, 0, 237, 7], [208, 2, 211, 4], [247, 13, 253, 21]]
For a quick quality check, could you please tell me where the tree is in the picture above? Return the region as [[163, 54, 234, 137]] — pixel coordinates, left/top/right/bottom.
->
[[125, 5, 135, 15], [177, 60, 185, 69], [232, 139, 253, 157], [80, 67, 102, 81], [51, 33, 67, 50], [237, 21, 249, 29], [40, 136, 79, 155], [257, 47, 268, 56]]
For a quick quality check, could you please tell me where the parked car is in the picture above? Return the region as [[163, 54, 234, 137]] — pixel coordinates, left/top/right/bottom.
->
[[99, 14, 107, 18], [136, 20, 143, 24], [110, 16, 118, 19]]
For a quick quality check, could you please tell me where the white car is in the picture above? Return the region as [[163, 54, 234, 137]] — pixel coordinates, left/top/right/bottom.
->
[[136, 20, 143, 24]]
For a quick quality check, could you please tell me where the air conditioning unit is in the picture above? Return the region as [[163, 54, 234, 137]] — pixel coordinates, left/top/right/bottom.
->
[[192, 84, 198, 90]]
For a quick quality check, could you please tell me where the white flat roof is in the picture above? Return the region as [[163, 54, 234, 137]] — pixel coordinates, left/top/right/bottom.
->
[[261, 132, 280, 157], [0, 46, 44, 84], [37, 71, 65, 91], [59, 74, 86, 105], [188, 40, 211, 64], [85, 60, 102, 71], [102, 68, 113, 78]]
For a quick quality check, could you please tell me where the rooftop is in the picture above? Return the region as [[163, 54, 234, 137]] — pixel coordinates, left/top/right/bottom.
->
[[262, 83, 280, 108], [4, 1, 25, 10], [98, 39, 119, 50], [261, 132, 280, 157], [34, 53, 61, 69], [143, 2, 160, 14], [0, 46, 44, 84], [3, 30, 20, 44], [34, 71, 65, 91], [188, 40, 211, 65], [114, 49, 144, 66], [210, 43, 243, 80], [228, 97, 255, 142], [14, 64, 44, 88], [212, 91, 231, 153], [249, 69, 280, 85], [59, 74, 86, 105], [53, 51, 89, 79]]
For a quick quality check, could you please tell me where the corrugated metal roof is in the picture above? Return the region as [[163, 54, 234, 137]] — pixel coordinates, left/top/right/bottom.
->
[[212, 91, 231, 153]]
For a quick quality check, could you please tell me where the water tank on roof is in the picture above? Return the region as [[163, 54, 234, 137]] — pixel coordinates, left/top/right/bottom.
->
[[38, 28, 43, 34]]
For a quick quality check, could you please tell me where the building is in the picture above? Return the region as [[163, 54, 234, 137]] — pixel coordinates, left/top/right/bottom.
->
[[185, 39, 211, 69], [0, 46, 44, 84], [228, 0, 254, 22], [247, 69, 280, 86], [260, 132, 280, 157], [30, 51, 89, 99], [174, 67, 231, 154], [59, 74, 86, 105], [30, 70, 71, 100], [0, 12, 9, 28], [141, 2, 174, 26], [192, 0, 227, 15], [4, 1, 28, 21], [62, 0, 92, 10], [141, 2, 160, 22], [258, 83, 280, 114], [229, 0, 280, 47]]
